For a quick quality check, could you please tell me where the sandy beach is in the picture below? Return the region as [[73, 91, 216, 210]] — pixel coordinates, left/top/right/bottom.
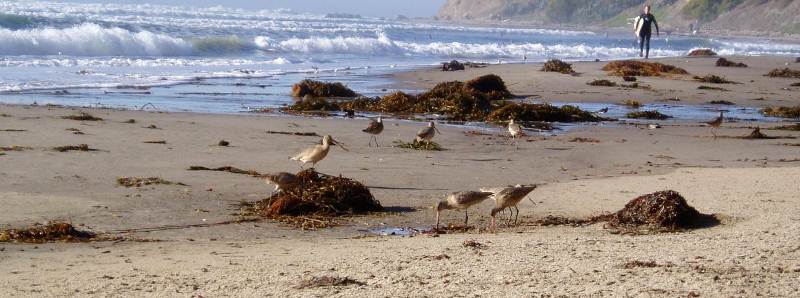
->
[[2, 56, 800, 297]]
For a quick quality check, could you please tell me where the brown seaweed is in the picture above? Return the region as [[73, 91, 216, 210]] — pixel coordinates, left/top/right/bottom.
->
[[602, 60, 688, 77]]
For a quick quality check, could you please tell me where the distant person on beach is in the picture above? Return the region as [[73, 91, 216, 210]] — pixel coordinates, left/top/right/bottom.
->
[[634, 5, 659, 59]]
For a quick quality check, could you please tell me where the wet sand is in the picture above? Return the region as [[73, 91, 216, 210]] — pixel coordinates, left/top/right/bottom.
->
[[2, 55, 800, 296]]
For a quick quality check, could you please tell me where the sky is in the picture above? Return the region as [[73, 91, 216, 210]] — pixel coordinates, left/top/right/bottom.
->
[[65, 0, 447, 17]]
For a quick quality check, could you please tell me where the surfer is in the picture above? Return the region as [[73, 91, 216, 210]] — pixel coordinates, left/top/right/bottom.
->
[[634, 5, 659, 59]]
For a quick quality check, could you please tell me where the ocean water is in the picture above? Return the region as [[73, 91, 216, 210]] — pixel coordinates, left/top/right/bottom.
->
[[1, 1, 799, 115]]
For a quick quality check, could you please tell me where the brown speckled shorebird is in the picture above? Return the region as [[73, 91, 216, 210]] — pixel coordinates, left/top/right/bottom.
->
[[705, 111, 724, 140], [264, 172, 298, 191], [434, 191, 494, 228], [362, 117, 384, 147], [290, 135, 348, 169], [416, 121, 441, 149], [482, 185, 538, 233]]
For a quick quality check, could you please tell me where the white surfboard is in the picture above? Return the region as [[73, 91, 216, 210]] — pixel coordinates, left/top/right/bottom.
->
[[633, 15, 643, 37]]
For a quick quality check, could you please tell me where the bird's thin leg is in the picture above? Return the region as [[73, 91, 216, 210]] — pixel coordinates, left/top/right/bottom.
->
[[712, 128, 717, 140], [506, 208, 513, 227], [491, 215, 496, 233], [514, 206, 520, 225], [375, 136, 380, 147], [435, 211, 440, 230], [464, 210, 469, 226]]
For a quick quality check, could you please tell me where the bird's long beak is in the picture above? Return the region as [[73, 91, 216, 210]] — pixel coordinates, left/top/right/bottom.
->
[[434, 127, 441, 134], [333, 139, 349, 151]]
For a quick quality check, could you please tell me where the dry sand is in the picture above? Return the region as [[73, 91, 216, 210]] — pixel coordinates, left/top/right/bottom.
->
[[2, 55, 800, 297]]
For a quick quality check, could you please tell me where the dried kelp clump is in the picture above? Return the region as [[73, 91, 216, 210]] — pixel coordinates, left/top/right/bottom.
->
[[620, 99, 642, 108], [770, 123, 800, 131], [188, 166, 262, 177], [602, 61, 688, 77], [708, 100, 734, 105], [291, 80, 358, 98], [604, 190, 717, 232], [761, 106, 800, 118], [541, 59, 574, 74], [766, 68, 800, 79], [61, 112, 102, 121], [693, 75, 738, 84], [687, 49, 717, 56], [52, 144, 97, 152], [487, 103, 604, 123], [587, 79, 617, 87], [625, 110, 671, 120], [441, 60, 465, 71], [117, 177, 185, 187], [252, 169, 381, 227], [0, 222, 96, 243], [716, 58, 747, 68], [465, 74, 513, 100], [393, 139, 444, 151]]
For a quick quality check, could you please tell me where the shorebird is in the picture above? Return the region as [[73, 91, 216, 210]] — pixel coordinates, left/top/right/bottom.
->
[[362, 117, 384, 147], [705, 111, 724, 140], [264, 172, 298, 191], [434, 191, 494, 229], [416, 121, 441, 149], [595, 107, 609, 114], [481, 185, 538, 233], [290, 135, 348, 169], [508, 118, 524, 148]]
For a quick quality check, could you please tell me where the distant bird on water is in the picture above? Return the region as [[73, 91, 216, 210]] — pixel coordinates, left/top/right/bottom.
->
[[481, 185, 538, 233], [290, 135, 348, 169], [264, 172, 298, 191], [416, 121, 441, 148], [362, 117, 384, 147], [434, 191, 494, 229], [705, 111, 724, 140]]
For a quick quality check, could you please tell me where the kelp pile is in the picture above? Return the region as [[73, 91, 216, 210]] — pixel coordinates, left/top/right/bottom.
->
[[117, 177, 185, 187], [61, 112, 102, 121], [486, 102, 605, 123], [716, 58, 747, 67], [603, 190, 718, 233], [693, 75, 738, 84], [625, 110, 671, 120], [761, 106, 800, 118], [766, 68, 800, 79], [251, 169, 382, 229], [602, 61, 688, 77], [708, 100, 734, 105], [541, 59, 574, 74], [286, 75, 605, 124], [441, 60, 465, 71], [587, 79, 617, 87], [687, 49, 717, 56], [620, 99, 642, 108], [52, 144, 97, 152], [770, 123, 800, 131], [0, 222, 97, 243], [393, 139, 444, 151], [291, 80, 358, 98]]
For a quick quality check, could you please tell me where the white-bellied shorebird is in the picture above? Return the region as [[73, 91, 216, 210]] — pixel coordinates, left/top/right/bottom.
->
[[508, 118, 524, 148], [481, 185, 538, 233], [362, 117, 384, 147], [290, 135, 348, 169], [416, 121, 440, 148], [705, 111, 724, 140], [434, 191, 494, 228], [264, 172, 298, 191]]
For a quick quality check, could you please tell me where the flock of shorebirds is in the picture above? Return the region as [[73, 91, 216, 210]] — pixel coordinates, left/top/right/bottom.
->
[[262, 116, 536, 232], [266, 110, 727, 232]]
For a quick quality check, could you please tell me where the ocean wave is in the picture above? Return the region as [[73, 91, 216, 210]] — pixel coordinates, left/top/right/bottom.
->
[[0, 23, 192, 56]]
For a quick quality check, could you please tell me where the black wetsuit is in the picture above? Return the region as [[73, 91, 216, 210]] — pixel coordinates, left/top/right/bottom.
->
[[636, 13, 659, 58]]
